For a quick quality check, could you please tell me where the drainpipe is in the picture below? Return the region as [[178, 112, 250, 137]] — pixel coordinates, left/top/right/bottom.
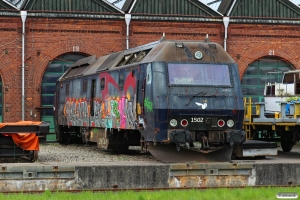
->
[[21, 11, 27, 121], [223, 16, 229, 52], [125, 14, 131, 49]]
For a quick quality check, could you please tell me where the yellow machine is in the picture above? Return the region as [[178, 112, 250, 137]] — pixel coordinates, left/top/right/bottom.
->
[[243, 97, 300, 153]]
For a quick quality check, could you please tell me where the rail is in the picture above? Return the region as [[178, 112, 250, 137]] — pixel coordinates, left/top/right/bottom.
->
[[1, 185, 299, 194]]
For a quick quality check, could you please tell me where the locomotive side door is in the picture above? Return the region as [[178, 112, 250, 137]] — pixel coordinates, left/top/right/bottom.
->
[[136, 65, 147, 130], [136, 63, 155, 140], [90, 79, 96, 126], [144, 63, 155, 139], [53, 82, 60, 132]]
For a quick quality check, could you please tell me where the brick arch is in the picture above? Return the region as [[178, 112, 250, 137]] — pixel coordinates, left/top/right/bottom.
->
[[32, 40, 97, 88], [28, 40, 96, 120], [237, 47, 300, 78]]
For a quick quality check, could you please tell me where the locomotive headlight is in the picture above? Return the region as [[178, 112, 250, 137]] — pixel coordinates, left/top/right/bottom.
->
[[181, 119, 188, 127], [170, 119, 178, 127], [217, 119, 225, 127], [195, 51, 203, 59], [206, 118, 212, 124], [227, 119, 234, 127]]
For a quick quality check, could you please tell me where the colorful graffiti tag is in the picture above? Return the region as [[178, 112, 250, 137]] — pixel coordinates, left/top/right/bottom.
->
[[62, 72, 139, 129], [144, 97, 153, 112]]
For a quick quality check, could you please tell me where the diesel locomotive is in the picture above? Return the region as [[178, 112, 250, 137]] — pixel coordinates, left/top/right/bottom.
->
[[53, 36, 245, 162]]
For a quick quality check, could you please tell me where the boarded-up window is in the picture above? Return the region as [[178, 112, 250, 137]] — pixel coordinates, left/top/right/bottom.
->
[[101, 78, 105, 90], [83, 80, 87, 92], [66, 83, 69, 95], [119, 74, 124, 90]]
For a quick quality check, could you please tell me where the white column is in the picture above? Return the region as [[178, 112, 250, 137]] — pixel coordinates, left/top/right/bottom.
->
[[125, 14, 131, 49], [21, 11, 27, 121], [223, 16, 229, 52]]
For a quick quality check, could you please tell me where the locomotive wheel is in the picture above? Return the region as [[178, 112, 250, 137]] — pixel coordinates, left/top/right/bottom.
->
[[57, 126, 69, 144], [29, 150, 39, 162], [281, 140, 294, 152]]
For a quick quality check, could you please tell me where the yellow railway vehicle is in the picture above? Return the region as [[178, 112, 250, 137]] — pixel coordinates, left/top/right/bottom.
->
[[242, 70, 300, 153]]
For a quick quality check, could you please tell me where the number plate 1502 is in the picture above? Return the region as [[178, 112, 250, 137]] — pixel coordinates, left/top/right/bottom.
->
[[191, 117, 203, 122]]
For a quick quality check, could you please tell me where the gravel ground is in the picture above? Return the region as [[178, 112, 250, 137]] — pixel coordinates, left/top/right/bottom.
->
[[0, 143, 156, 163], [1, 142, 300, 164], [36, 142, 300, 164], [37, 143, 156, 163]]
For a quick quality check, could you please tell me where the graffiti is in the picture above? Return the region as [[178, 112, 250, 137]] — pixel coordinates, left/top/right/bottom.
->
[[222, 88, 232, 93], [183, 45, 193, 60], [112, 100, 120, 119], [144, 97, 153, 112], [138, 115, 147, 130], [198, 44, 217, 61], [98, 137, 107, 145], [118, 96, 126, 129], [137, 103, 141, 115], [62, 72, 138, 130], [110, 99, 120, 128], [63, 96, 138, 129], [64, 98, 89, 126], [195, 102, 207, 109], [126, 101, 135, 128], [105, 113, 113, 128]]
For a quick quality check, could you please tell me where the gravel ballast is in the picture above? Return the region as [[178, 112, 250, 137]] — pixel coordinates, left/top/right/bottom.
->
[[37, 143, 156, 163]]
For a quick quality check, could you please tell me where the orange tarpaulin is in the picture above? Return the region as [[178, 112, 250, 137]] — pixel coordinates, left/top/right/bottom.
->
[[1, 121, 42, 151], [10, 133, 39, 151]]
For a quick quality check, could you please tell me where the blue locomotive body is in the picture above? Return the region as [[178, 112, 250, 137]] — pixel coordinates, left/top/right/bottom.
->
[[53, 37, 245, 162]]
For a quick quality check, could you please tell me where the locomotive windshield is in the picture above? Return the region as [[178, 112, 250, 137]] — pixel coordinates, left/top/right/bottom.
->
[[168, 63, 231, 86]]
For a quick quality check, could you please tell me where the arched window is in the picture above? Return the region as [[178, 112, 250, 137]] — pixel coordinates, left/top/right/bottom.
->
[[41, 53, 88, 140], [241, 56, 293, 104]]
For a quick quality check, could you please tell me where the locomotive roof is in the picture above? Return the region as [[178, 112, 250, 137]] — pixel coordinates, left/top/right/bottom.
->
[[59, 36, 235, 80]]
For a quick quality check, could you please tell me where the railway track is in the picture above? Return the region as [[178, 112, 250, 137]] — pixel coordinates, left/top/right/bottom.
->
[[1, 143, 300, 164], [1, 185, 299, 194], [0, 151, 299, 191]]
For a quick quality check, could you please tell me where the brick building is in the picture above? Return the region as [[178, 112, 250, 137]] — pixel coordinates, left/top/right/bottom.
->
[[0, 0, 300, 137]]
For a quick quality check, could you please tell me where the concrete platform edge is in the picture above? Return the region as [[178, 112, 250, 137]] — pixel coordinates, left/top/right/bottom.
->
[[0, 161, 299, 191]]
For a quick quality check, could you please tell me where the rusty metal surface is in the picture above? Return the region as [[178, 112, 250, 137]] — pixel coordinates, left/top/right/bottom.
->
[[142, 40, 235, 63], [168, 175, 251, 187], [0, 165, 75, 179], [170, 162, 253, 175], [1, 149, 300, 190], [1, 185, 299, 194], [0, 121, 49, 134], [169, 162, 254, 187], [61, 39, 235, 81], [0, 164, 77, 190], [148, 144, 233, 163]]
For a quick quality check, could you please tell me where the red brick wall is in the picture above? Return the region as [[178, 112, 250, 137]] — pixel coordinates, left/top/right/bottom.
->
[[130, 21, 223, 46], [0, 17, 23, 122], [0, 16, 299, 122], [227, 24, 300, 76], [0, 17, 127, 122]]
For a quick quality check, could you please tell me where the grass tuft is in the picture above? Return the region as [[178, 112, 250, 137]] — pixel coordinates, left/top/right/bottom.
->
[[0, 187, 299, 200]]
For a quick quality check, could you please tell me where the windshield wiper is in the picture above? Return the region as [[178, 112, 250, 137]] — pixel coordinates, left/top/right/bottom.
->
[[186, 92, 207, 106], [185, 93, 230, 106]]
